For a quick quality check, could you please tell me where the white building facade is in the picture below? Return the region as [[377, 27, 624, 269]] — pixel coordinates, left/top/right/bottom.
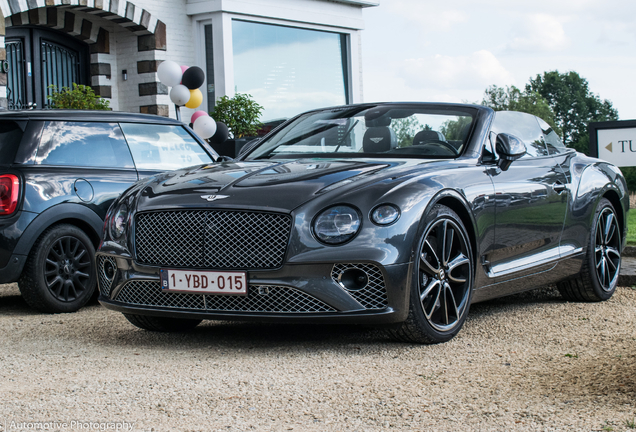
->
[[0, 0, 378, 122]]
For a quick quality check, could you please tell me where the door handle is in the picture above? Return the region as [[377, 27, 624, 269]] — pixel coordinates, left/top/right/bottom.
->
[[552, 182, 567, 193]]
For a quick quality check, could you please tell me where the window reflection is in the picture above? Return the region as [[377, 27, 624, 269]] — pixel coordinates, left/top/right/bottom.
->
[[120, 124, 212, 171], [490, 111, 548, 158], [232, 20, 348, 121], [37, 122, 134, 168]]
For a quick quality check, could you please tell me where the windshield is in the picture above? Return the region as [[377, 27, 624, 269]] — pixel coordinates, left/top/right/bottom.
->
[[246, 105, 476, 160]]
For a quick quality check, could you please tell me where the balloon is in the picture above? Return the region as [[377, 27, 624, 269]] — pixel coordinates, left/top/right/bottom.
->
[[170, 84, 190, 106], [210, 121, 229, 144], [185, 88, 203, 109], [193, 115, 217, 139], [190, 110, 208, 124], [180, 65, 189, 74], [157, 60, 183, 87], [182, 66, 205, 90]]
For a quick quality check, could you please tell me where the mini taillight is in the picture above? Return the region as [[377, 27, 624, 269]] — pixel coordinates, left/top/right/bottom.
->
[[0, 174, 19, 215]]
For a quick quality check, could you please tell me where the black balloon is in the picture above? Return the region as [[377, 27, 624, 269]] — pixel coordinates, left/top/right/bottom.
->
[[210, 121, 229, 144], [181, 66, 205, 90]]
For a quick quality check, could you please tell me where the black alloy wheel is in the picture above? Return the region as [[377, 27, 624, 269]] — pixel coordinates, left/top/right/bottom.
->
[[389, 205, 474, 344], [594, 206, 621, 291], [558, 198, 621, 302], [44, 235, 92, 302], [418, 216, 472, 332], [19, 224, 96, 313]]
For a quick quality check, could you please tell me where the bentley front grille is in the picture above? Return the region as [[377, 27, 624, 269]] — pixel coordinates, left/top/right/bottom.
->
[[134, 210, 292, 269], [97, 255, 118, 298], [331, 263, 389, 310], [115, 280, 337, 313]]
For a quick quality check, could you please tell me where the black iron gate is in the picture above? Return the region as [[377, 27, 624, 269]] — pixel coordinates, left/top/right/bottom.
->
[[6, 27, 88, 110], [6, 39, 27, 110]]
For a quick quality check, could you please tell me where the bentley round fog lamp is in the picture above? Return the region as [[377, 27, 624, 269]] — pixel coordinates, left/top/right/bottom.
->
[[110, 204, 128, 240], [314, 205, 361, 245], [371, 204, 400, 225]]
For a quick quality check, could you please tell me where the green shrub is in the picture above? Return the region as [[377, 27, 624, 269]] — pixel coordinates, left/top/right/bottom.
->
[[47, 84, 110, 110], [211, 93, 263, 139]]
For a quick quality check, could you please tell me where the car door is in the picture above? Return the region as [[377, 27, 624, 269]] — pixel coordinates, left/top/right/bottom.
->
[[485, 112, 568, 279], [119, 123, 214, 179]]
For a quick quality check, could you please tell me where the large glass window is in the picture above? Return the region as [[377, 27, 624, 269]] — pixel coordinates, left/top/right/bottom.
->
[[232, 20, 349, 121], [120, 123, 212, 171], [36, 122, 134, 168]]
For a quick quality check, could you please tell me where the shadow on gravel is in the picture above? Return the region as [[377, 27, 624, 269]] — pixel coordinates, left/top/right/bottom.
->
[[469, 285, 563, 316], [75, 286, 568, 352]]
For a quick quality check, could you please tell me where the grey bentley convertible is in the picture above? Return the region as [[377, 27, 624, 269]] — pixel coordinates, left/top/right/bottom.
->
[[97, 103, 627, 343]]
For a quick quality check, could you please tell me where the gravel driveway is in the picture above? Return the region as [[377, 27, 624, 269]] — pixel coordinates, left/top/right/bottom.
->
[[0, 282, 634, 432]]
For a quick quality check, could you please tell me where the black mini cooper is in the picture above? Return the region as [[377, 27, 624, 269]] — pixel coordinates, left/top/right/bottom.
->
[[0, 110, 216, 313]]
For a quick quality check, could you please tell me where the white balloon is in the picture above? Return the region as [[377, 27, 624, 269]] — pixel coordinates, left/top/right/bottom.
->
[[193, 115, 218, 139], [157, 60, 183, 87], [170, 85, 190, 106]]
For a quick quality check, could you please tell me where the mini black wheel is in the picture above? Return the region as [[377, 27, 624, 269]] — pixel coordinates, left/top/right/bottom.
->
[[389, 204, 474, 344], [124, 314, 202, 332], [558, 198, 621, 302], [18, 224, 96, 313]]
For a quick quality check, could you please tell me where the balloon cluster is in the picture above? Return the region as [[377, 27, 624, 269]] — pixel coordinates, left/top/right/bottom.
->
[[157, 60, 218, 139]]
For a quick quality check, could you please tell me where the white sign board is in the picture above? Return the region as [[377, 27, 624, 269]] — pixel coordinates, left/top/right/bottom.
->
[[597, 127, 636, 167]]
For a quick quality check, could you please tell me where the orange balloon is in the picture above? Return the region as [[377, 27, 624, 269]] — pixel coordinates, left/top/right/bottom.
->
[[185, 88, 203, 109]]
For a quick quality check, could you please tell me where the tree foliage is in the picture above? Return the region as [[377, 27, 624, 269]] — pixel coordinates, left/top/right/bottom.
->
[[47, 84, 110, 110], [526, 71, 618, 153], [391, 117, 426, 148], [211, 93, 264, 139], [481, 85, 561, 136], [440, 116, 473, 141]]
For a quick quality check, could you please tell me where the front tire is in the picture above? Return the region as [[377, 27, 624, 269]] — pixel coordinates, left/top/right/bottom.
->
[[389, 205, 474, 344], [19, 224, 96, 313], [558, 198, 621, 302], [124, 314, 202, 332]]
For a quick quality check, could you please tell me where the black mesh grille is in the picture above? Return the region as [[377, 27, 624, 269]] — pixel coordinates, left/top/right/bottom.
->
[[97, 255, 117, 298], [115, 280, 336, 313], [331, 263, 389, 310], [134, 210, 292, 269]]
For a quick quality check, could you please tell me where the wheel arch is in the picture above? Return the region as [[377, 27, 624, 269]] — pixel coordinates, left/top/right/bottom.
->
[[15, 203, 104, 256], [430, 191, 478, 263], [601, 189, 625, 243]]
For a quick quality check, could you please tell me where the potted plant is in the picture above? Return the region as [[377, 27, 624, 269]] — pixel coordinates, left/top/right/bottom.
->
[[209, 93, 263, 157]]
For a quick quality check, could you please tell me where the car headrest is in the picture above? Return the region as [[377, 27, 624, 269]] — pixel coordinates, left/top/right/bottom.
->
[[363, 127, 397, 153], [413, 130, 445, 145]]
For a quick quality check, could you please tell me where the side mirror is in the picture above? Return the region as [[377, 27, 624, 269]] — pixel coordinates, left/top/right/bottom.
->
[[495, 133, 526, 171]]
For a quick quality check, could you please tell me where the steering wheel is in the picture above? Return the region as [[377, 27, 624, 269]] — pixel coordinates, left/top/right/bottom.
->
[[416, 140, 459, 155]]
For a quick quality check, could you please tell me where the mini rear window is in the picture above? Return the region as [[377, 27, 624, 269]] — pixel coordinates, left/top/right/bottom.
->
[[0, 121, 25, 165]]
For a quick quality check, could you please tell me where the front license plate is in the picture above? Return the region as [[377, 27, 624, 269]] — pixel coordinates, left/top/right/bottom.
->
[[160, 269, 247, 295]]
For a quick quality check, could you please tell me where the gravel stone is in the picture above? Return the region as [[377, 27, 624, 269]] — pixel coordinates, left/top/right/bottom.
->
[[0, 283, 634, 431]]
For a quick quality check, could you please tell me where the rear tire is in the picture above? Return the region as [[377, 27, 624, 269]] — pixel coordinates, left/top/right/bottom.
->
[[124, 314, 202, 332], [388, 205, 474, 344], [19, 224, 96, 313], [557, 198, 621, 302]]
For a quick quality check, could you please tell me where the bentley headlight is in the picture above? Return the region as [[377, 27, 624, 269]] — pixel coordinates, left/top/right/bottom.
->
[[371, 204, 400, 225], [110, 203, 129, 240], [314, 205, 361, 245]]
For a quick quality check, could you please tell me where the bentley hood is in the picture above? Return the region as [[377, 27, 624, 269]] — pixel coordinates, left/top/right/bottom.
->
[[133, 159, 427, 213]]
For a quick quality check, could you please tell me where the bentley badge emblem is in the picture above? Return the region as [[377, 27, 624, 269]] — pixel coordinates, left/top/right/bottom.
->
[[201, 194, 229, 202]]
